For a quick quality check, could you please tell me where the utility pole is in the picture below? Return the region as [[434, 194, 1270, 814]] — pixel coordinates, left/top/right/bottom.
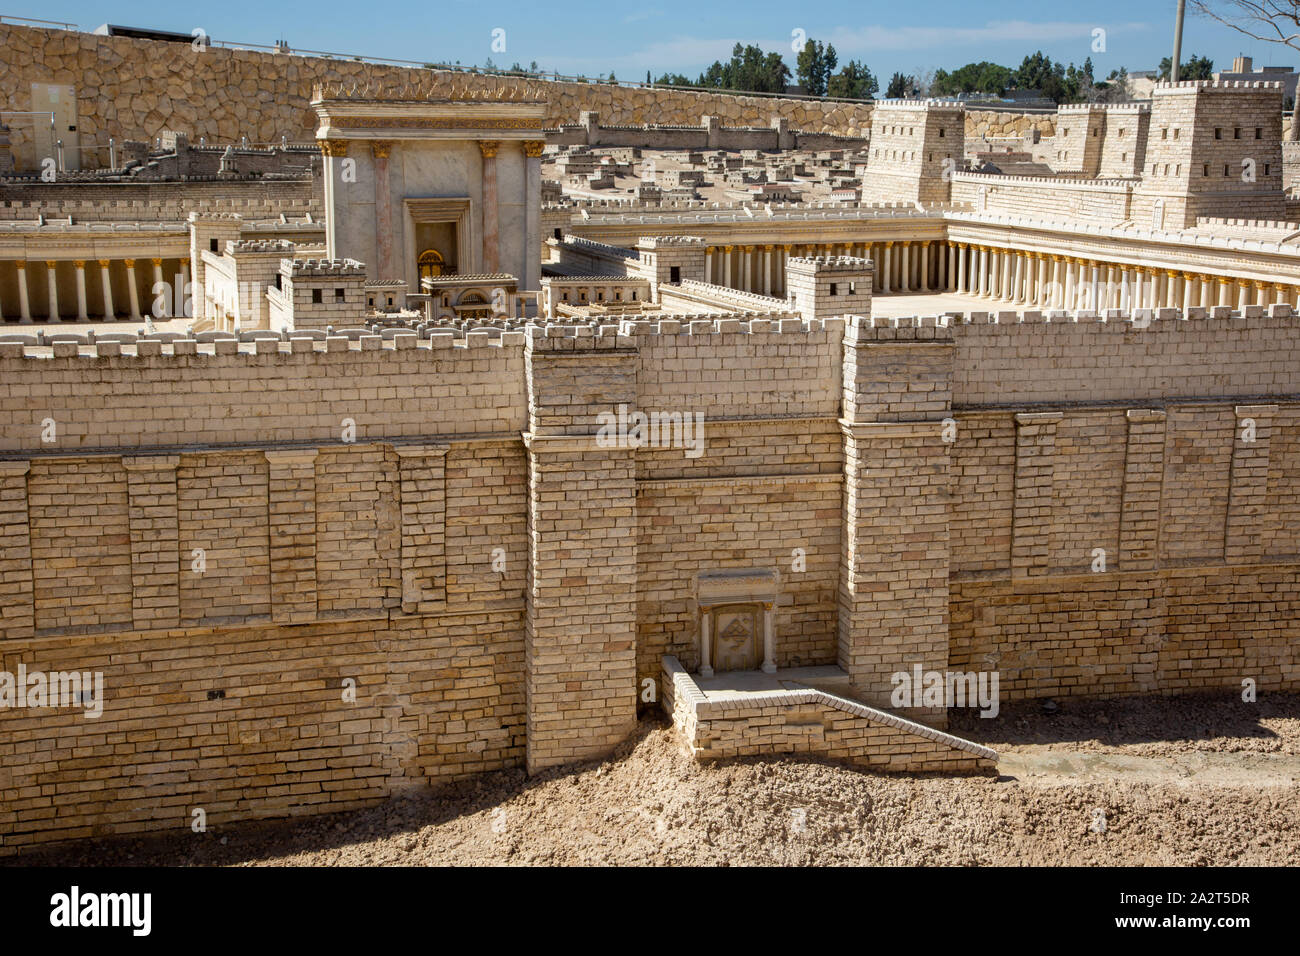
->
[[1172, 0, 1186, 82]]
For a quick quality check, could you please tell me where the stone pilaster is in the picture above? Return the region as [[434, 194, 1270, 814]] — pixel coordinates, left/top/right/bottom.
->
[[0, 460, 34, 639], [265, 449, 319, 624], [479, 140, 500, 274], [123, 455, 181, 631], [1012, 412, 1061, 580], [838, 316, 953, 726], [395, 444, 447, 614], [1226, 404, 1278, 564], [371, 141, 394, 280], [1118, 410, 1166, 571], [524, 331, 638, 771]]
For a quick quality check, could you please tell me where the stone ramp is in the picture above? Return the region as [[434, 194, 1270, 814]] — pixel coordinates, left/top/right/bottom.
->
[[662, 656, 997, 774]]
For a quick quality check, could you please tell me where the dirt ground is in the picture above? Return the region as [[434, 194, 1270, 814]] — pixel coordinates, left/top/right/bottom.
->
[[12, 692, 1300, 867]]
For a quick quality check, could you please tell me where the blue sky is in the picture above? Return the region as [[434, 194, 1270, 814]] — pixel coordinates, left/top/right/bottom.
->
[[31, 0, 1299, 81]]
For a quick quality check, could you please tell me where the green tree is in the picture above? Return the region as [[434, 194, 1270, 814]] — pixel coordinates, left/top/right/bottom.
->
[[827, 59, 878, 99], [885, 71, 914, 98], [932, 61, 1013, 96], [655, 71, 694, 87], [1158, 54, 1213, 80], [796, 39, 838, 96], [697, 43, 790, 93]]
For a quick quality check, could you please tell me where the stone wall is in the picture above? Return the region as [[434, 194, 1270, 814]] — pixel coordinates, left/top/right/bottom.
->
[[0, 23, 1082, 176], [950, 172, 1134, 223], [0, 23, 874, 172], [965, 109, 1056, 140], [942, 307, 1300, 702], [662, 657, 997, 772], [4, 304, 1300, 851]]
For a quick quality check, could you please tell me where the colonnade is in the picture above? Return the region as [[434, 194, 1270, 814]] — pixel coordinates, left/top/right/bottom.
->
[[946, 242, 1300, 311], [703, 239, 950, 297], [699, 238, 1300, 311], [0, 257, 191, 323]]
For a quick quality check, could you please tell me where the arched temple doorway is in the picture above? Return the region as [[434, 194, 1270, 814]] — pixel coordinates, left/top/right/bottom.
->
[[418, 248, 447, 284]]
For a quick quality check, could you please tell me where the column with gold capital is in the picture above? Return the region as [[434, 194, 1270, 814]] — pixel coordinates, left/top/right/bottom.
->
[[523, 140, 546, 290], [371, 140, 395, 280], [479, 140, 501, 274]]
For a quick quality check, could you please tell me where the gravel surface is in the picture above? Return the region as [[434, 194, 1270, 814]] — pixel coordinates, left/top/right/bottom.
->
[[12, 693, 1299, 867]]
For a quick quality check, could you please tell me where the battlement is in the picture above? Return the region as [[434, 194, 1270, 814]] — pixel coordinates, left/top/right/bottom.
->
[[227, 238, 295, 254], [636, 235, 707, 248], [1058, 102, 1150, 114], [785, 254, 877, 273], [1153, 79, 1285, 91], [285, 257, 366, 276], [872, 98, 966, 110]]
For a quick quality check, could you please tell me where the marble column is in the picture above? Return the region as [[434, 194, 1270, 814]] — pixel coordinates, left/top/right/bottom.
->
[[705, 249, 713, 284], [1182, 272, 1195, 311], [16, 261, 31, 323], [124, 258, 142, 320], [978, 246, 989, 297], [955, 243, 966, 293], [45, 260, 60, 322], [73, 260, 89, 320], [921, 241, 931, 292], [523, 141, 544, 291], [371, 141, 395, 278], [882, 242, 892, 293], [762, 246, 772, 296], [98, 259, 114, 319], [478, 140, 500, 274], [900, 242, 912, 292], [742, 246, 753, 292]]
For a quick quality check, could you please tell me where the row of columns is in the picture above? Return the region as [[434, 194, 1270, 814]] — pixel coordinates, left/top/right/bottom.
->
[[703, 239, 951, 297], [0, 257, 190, 323], [948, 242, 1300, 312]]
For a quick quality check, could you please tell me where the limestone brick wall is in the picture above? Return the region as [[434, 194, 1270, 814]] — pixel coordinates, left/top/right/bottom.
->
[[0, 23, 874, 172], [862, 103, 964, 205], [1133, 81, 1286, 229], [0, 611, 526, 853], [1052, 106, 1105, 175], [0, 427, 529, 853], [949, 307, 1300, 405], [662, 658, 997, 773], [632, 317, 842, 419], [0, 181, 320, 222], [945, 310, 1300, 701], [950, 173, 1134, 223], [0, 338, 526, 453]]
